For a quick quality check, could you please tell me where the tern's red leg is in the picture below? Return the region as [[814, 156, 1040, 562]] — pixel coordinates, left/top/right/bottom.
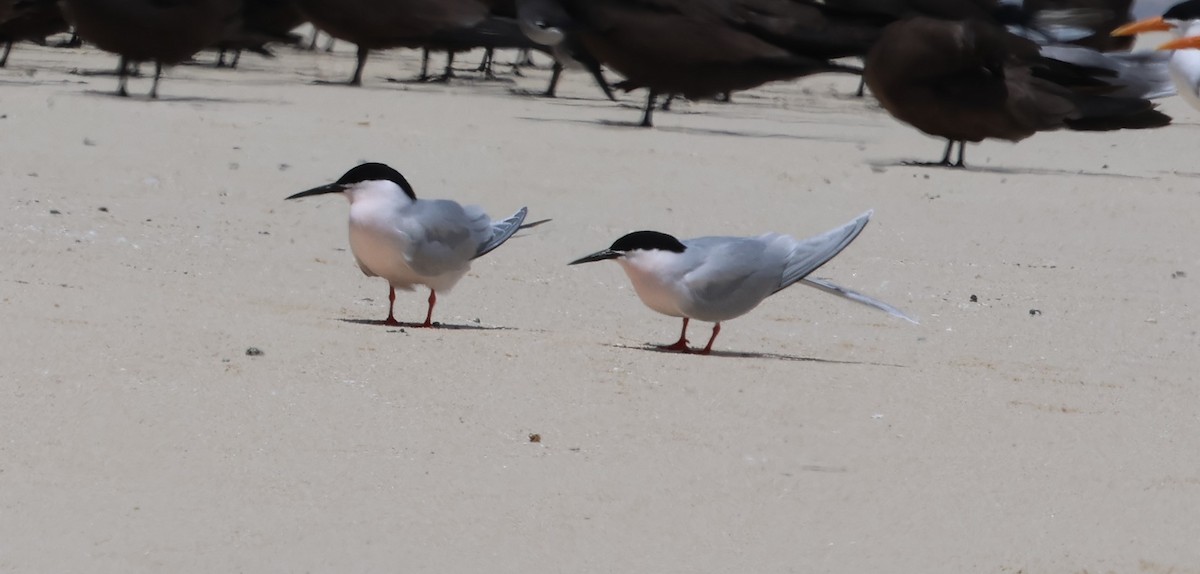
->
[[419, 290, 437, 328], [658, 318, 691, 351], [383, 286, 401, 326], [699, 323, 721, 355]]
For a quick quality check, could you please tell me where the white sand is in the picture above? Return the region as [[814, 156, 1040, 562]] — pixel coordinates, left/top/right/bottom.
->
[[1, 39, 1198, 573]]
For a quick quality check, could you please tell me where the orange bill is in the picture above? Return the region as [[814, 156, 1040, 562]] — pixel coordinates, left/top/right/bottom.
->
[[1112, 16, 1174, 36], [1158, 35, 1200, 50]]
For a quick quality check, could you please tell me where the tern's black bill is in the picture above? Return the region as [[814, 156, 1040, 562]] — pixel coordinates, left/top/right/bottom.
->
[[569, 249, 622, 265], [285, 183, 346, 200]]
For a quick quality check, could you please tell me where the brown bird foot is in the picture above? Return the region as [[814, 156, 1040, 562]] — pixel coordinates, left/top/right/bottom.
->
[[902, 160, 966, 169]]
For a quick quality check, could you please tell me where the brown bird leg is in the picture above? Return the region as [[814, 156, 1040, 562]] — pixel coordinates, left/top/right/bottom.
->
[[698, 323, 721, 355], [658, 318, 691, 351], [661, 93, 676, 111], [0, 41, 12, 67], [437, 52, 456, 82], [149, 60, 162, 99], [543, 61, 563, 97], [417, 48, 430, 81], [384, 286, 401, 326], [906, 139, 966, 168], [639, 89, 658, 127], [476, 47, 494, 77], [420, 290, 437, 328], [350, 46, 368, 86], [116, 55, 130, 97]]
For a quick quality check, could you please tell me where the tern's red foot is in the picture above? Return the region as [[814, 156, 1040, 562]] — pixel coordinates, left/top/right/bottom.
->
[[419, 290, 437, 329], [383, 317, 402, 327], [698, 323, 721, 356], [657, 318, 692, 352], [657, 340, 691, 352]]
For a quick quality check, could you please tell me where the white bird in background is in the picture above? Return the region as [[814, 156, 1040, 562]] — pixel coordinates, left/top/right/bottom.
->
[[287, 162, 537, 328], [569, 210, 916, 355], [1113, 0, 1200, 110]]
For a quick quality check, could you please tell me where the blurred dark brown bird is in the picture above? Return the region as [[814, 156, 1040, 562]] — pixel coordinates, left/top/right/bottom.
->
[[515, 0, 615, 99], [211, 0, 306, 68], [539, 0, 865, 127], [294, 0, 537, 85], [0, 0, 69, 67], [864, 16, 1170, 168], [60, 0, 242, 98]]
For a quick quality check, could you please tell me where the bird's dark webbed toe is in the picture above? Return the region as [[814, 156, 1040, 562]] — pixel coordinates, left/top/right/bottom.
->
[[903, 140, 967, 168]]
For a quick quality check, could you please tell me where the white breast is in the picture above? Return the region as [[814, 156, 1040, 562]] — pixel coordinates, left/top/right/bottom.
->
[[617, 251, 690, 318]]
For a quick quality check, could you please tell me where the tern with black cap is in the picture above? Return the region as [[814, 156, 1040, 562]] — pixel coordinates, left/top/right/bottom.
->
[[569, 211, 916, 355], [287, 162, 538, 328], [1114, 0, 1200, 111]]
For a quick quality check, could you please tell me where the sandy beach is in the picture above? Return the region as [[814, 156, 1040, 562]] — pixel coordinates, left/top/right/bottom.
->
[[2, 37, 1198, 572]]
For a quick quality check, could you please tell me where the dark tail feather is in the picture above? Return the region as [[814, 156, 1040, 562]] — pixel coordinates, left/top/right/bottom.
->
[[1065, 96, 1171, 131], [430, 17, 541, 51]]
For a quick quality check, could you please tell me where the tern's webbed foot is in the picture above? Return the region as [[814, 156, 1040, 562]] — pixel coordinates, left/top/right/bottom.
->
[[657, 340, 693, 353]]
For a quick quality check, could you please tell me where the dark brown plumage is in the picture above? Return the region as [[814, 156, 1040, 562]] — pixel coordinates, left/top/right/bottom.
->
[[864, 16, 1169, 167], [294, 0, 536, 85], [61, 0, 242, 97], [545, 0, 864, 126], [212, 0, 307, 68], [0, 0, 69, 68]]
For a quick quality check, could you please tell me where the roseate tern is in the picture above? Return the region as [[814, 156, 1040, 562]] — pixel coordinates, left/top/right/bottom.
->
[[287, 162, 539, 327], [569, 210, 915, 355]]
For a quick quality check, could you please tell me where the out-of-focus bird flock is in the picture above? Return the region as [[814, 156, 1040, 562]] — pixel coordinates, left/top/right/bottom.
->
[[2, 0, 1199, 167]]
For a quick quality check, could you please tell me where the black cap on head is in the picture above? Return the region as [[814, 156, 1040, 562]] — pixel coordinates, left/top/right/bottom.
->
[[1165, 0, 1200, 20], [567, 230, 686, 265], [609, 231, 686, 253], [336, 162, 416, 199]]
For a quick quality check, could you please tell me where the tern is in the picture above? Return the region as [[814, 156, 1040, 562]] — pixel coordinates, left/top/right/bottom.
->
[[569, 210, 915, 355], [1114, 0, 1200, 112], [287, 162, 534, 328]]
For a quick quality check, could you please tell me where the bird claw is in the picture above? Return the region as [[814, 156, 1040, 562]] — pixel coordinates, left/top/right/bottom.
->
[[901, 160, 964, 169]]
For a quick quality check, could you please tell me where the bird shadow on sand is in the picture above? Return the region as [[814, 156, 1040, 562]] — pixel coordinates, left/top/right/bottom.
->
[[338, 318, 515, 331], [868, 159, 1155, 180], [610, 343, 907, 366], [75, 89, 276, 104], [517, 115, 862, 142]]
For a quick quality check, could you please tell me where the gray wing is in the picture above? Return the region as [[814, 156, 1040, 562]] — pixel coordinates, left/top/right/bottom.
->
[[776, 210, 872, 293], [800, 277, 919, 324], [472, 206, 528, 259], [399, 200, 480, 276], [684, 237, 778, 304]]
